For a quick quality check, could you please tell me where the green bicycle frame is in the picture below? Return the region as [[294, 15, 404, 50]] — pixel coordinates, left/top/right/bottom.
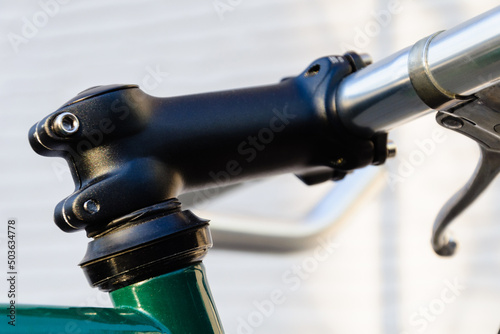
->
[[0, 263, 224, 333]]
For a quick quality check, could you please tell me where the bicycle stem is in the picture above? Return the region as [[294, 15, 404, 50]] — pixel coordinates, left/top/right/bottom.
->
[[29, 53, 382, 237], [336, 5, 500, 137], [28, 5, 500, 296], [29, 52, 385, 299]]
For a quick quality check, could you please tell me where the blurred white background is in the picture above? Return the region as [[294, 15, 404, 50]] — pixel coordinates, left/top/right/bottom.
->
[[1, 1, 500, 333]]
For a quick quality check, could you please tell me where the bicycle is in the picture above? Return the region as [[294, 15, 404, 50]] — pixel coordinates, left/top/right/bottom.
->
[[1, 2, 500, 333]]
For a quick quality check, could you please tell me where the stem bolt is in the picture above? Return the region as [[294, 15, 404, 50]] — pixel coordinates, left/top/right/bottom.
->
[[53, 112, 79, 136], [331, 157, 346, 167], [360, 53, 373, 66], [83, 199, 100, 214], [387, 140, 397, 158]]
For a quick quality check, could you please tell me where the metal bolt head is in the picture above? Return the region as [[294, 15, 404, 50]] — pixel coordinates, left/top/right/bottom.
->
[[386, 140, 397, 158], [330, 157, 345, 167], [83, 199, 100, 214], [53, 112, 79, 136], [441, 116, 463, 130], [360, 53, 373, 66]]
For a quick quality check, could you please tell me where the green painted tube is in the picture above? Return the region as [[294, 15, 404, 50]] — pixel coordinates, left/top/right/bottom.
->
[[0, 263, 222, 333], [0, 304, 168, 333], [110, 263, 224, 334]]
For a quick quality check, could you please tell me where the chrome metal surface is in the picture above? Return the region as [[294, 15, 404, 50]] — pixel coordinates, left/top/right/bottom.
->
[[386, 140, 397, 158], [433, 84, 500, 256], [427, 6, 500, 96], [407, 31, 463, 109], [52, 112, 79, 136], [432, 146, 500, 256], [337, 6, 500, 137], [83, 199, 100, 214], [359, 53, 373, 66], [336, 47, 431, 137]]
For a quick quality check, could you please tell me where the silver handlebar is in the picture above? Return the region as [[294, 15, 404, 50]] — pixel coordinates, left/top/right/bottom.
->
[[338, 6, 500, 257], [336, 6, 500, 137]]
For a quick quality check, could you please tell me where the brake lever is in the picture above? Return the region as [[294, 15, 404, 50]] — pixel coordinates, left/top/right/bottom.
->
[[434, 83, 500, 256]]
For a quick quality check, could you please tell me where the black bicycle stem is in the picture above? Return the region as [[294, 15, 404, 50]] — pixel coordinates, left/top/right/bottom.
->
[[29, 53, 387, 290], [28, 7, 500, 291], [30, 53, 383, 236]]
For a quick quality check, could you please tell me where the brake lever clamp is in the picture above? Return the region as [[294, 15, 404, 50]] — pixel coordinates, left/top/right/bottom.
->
[[434, 83, 500, 256]]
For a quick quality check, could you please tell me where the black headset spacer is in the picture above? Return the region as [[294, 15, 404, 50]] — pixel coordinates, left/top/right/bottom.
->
[[79, 199, 212, 292]]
